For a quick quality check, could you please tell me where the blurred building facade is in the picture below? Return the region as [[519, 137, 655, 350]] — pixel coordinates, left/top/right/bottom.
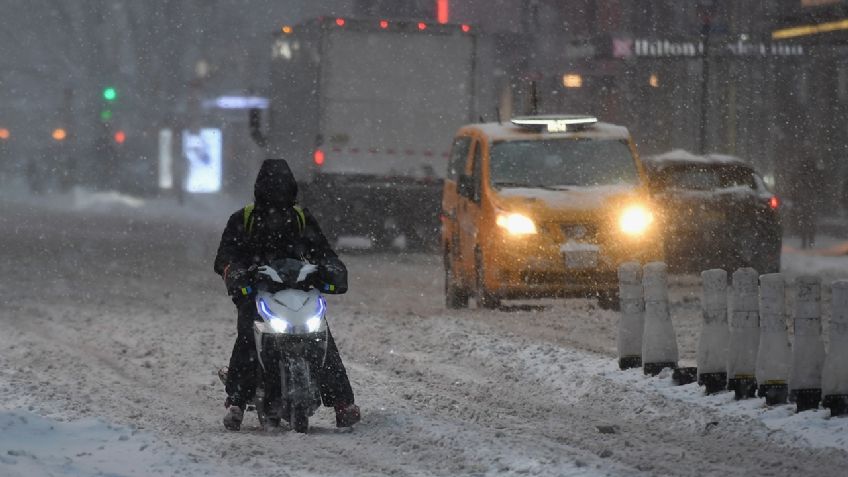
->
[[5, 0, 847, 215], [439, 0, 845, 216]]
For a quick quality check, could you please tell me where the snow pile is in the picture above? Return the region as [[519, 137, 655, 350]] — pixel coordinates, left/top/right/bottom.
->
[[71, 187, 146, 211], [512, 342, 848, 450], [624, 373, 848, 449], [0, 409, 223, 477], [645, 149, 747, 166]]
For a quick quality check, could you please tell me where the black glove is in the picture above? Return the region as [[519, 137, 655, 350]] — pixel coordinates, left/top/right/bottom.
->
[[317, 258, 348, 294], [225, 265, 258, 297]]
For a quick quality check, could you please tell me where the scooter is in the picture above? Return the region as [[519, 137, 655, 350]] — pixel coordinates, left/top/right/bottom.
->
[[222, 259, 330, 433]]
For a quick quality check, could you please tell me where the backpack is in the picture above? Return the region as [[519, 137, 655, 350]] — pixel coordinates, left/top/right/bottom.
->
[[242, 203, 306, 236]]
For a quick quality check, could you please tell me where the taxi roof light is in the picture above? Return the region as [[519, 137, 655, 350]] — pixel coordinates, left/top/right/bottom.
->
[[511, 115, 598, 133]]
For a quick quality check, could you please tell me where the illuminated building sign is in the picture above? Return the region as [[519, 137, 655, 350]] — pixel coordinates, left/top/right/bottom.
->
[[611, 37, 804, 58], [182, 128, 222, 193]]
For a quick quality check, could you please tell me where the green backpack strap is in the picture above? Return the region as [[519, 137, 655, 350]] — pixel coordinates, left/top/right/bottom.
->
[[242, 203, 256, 234], [242, 203, 304, 236], [293, 205, 306, 233]]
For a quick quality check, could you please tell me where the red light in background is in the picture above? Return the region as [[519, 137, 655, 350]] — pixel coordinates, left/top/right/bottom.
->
[[313, 149, 325, 166], [418, 22, 427, 31], [114, 130, 126, 144], [0, 128, 9, 140], [437, 0, 449, 24], [335, 18, 345, 27], [52, 128, 67, 141], [379, 20, 389, 29], [461, 24, 471, 33], [769, 196, 780, 209]]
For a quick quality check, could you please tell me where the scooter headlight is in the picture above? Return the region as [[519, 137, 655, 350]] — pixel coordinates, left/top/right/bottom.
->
[[306, 296, 327, 333], [269, 317, 291, 333], [306, 316, 323, 333], [258, 298, 291, 333]]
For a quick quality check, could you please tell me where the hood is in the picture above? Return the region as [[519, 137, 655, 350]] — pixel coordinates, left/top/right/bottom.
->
[[254, 159, 298, 208], [492, 184, 643, 221]]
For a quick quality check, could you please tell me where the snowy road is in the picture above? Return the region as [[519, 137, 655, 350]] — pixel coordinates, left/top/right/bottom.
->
[[2, 195, 848, 476]]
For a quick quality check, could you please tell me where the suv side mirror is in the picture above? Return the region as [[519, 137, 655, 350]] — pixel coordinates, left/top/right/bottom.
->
[[458, 174, 474, 199]]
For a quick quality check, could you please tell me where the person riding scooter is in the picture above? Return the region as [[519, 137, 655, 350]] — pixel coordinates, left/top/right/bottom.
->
[[213, 159, 360, 431]]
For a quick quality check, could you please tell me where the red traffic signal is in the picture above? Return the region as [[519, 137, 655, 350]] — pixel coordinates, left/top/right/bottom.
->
[[114, 130, 126, 144]]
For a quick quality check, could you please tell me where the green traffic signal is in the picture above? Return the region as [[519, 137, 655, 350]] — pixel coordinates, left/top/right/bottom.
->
[[103, 87, 117, 102], [100, 110, 113, 122]]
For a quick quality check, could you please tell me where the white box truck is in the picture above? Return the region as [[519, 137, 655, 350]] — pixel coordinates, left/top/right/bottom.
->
[[251, 17, 477, 248]]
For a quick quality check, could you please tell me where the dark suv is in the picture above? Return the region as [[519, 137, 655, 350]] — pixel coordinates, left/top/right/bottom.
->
[[644, 150, 782, 274]]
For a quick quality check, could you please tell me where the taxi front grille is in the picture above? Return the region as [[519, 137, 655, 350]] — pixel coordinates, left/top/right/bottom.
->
[[558, 223, 599, 242]]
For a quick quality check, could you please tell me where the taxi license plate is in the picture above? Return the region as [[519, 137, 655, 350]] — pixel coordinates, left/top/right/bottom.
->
[[560, 242, 600, 270]]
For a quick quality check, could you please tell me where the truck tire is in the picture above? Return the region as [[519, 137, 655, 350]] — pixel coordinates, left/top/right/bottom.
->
[[597, 289, 621, 311], [445, 253, 469, 309], [291, 406, 309, 433], [475, 250, 500, 310]]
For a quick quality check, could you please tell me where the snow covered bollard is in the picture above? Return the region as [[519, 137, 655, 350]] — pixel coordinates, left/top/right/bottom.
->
[[755, 273, 791, 405], [822, 280, 848, 417], [617, 262, 644, 370], [697, 269, 729, 394], [790, 276, 825, 413], [727, 268, 759, 400], [641, 262, 678, 376]]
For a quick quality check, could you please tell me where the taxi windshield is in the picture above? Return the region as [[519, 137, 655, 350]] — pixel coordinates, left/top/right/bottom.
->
[[489, 139, 639, 189]]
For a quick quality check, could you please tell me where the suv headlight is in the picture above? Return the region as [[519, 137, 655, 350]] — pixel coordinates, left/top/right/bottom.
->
[[619, 205, 653, 236], [496, 212, 537, 236]]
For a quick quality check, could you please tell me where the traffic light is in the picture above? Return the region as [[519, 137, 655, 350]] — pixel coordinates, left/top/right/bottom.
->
[[114, 130, 126, 144], [0, 128, 9, 140], [52, 128, 67, 141], [101, 86, 117, 123], [103, 87, 117, 102]]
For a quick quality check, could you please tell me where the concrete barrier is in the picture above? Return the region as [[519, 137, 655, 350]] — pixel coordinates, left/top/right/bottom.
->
[[755, 273, 791, 405], [641, 262, 678, 376], [727, 268, 759, 400], [790, 276, 825, 413], [822, 280, 848, 417], [617, 262, 644, 370], [697, 269, 729, 394]]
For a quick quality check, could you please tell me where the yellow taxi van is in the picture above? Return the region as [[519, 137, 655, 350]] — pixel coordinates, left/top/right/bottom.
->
[[441, 115, 662, 310]]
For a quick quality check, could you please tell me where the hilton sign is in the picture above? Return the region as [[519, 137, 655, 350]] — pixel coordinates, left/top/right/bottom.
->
[[612, 38, 804, 58]]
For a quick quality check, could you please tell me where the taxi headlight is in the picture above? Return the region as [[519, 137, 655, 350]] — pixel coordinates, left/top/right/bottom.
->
[[496, 212, 537, 236], [619, 205, 654, 236]]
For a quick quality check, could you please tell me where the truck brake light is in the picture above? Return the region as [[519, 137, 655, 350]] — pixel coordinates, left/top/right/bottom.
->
[[380, 20, 389, 29], [418, 22, 427, 31], [461, 24, 471, 33], [769, 196, 779, 210], [314, 149, 325, 166]]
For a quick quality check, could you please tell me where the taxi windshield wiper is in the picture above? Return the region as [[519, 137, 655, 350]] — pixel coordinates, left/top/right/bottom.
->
[[493, 181, 572, 191], [493, 181, 534, 188]]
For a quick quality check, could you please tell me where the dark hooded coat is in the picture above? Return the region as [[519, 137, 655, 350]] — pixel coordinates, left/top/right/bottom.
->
[[214, 160, 354, 409], [213, 159, 340, 288]]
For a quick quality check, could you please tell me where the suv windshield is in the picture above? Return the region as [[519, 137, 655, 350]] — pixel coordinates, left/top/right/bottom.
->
[[650, 164, 756, 191], [489, 139, 639, 188]]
